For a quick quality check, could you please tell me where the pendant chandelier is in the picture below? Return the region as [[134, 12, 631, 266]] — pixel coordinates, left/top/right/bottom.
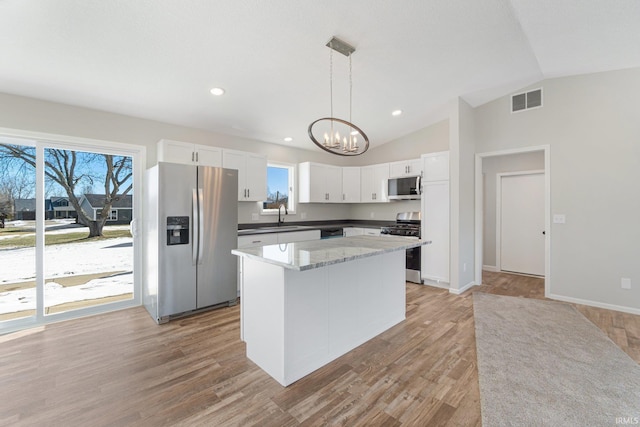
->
[[308, 37, 369, 156]]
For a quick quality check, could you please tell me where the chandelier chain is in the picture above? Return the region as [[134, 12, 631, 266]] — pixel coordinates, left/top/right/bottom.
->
[[349, 54, 352, 125], [330, 48, 334, 138]]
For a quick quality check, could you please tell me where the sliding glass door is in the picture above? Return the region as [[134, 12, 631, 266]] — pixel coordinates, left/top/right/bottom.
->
[[0, 133, 142, 332], [0, 140, 37, 322]]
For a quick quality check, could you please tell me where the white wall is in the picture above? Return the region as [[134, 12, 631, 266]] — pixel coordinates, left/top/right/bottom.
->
[[349, 120, 449, 166], [474, 67, 640, 312], [482, 151, 545, 267], [449, 98, 476, 293], [0, 92, 351, 167], [0, 93, 450, 225]]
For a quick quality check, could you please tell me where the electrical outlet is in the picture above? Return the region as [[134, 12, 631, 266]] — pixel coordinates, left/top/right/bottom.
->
[[463, 263, 467, 272], [251, 213, 259, 221], [300, 212, 307, 220], [621, 278, 631, 290], [553, 214, 566, 224], [370, 212, 375, 219]]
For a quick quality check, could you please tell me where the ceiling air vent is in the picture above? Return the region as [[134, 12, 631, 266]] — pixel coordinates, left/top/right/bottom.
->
[[511, 88, 543, 113]]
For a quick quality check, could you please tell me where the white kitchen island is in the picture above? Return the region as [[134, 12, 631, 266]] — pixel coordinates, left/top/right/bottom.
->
[[232, 235, 429, 386]]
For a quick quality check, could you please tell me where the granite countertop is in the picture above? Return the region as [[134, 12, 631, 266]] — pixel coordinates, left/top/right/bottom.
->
[[232, 235, 431, 271]]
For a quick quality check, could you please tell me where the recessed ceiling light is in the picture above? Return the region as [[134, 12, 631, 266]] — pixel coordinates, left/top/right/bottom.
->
[[210, 87, 225, 96], [284, 137, 293, 142], [391, 110, 403, 116]]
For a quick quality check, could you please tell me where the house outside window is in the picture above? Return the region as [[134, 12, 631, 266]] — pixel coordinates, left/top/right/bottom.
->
[[262, 163, 295, 214], [106, 209, 118, 221]]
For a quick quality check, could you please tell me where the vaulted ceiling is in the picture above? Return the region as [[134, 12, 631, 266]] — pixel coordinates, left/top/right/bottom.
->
[[1, 1, 638, 151]]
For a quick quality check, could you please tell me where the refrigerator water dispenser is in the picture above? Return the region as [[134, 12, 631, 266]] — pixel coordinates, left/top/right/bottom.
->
[[166, 216, 189, 245]]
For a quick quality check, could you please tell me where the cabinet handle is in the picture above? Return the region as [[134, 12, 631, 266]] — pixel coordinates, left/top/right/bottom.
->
[[196, 152, 199, 163], [192, 152, 195, 162], [247, 189, 250, 198], [343, 194, 345, 201]]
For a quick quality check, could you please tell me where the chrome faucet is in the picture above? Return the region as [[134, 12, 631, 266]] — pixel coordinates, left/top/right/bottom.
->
[[276, 191, 287, 225], [278, 203, 288, 225]]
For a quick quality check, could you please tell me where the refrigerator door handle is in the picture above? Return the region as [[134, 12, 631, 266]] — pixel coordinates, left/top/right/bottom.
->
[[192, 188, 199, 266], [197, 188, 205, 264]]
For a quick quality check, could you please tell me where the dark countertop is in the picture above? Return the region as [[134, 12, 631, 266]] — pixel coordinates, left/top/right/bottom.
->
[[237, 219, 395, 236]]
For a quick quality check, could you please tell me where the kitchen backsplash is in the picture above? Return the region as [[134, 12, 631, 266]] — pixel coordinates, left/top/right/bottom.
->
[[237, 199, 421, 224]]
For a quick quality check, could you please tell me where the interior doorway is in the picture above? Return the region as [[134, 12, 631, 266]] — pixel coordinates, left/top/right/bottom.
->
[[497, 171, 545, 276], [474, 146, 550, 296]]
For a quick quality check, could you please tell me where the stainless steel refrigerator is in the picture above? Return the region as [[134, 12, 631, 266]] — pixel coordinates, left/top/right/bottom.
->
[[144, 162, 238, 323]]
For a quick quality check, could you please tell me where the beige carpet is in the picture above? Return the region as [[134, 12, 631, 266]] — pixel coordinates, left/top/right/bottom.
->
[[473, 293, 640, 426]]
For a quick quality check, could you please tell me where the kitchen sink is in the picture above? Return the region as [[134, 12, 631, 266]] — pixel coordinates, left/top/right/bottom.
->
[[258, 225, 310, 231], [238, 225, 312, 234]]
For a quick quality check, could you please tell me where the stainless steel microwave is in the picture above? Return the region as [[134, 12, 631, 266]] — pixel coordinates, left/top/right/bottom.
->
[[388, 176, 421, 200]]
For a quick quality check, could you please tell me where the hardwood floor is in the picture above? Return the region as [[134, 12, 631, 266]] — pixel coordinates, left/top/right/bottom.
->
[[1, 272, 638, 426]]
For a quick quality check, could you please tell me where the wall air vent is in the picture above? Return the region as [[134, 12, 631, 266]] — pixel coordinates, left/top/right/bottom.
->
[[511, 88, 543, 113]]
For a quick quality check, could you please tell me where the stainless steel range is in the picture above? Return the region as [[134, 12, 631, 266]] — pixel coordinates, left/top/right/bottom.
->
[[381, 212, 422, 283]]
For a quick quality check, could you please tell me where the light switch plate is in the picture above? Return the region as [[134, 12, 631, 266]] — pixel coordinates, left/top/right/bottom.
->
[[621, 278, 631, 289], [251, 213, 259, 221], [553, 214, 566, 224]]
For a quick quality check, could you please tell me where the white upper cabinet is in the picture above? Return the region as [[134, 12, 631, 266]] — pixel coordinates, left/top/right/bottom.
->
[[298, 162, 343, 203], [389, 158, 422, 178], [223, 149, 267, 201], [422, 151, 449, 182], [157, 139, 222, 167], [360, 163, 389, 203], [341, 167, 361, 203]]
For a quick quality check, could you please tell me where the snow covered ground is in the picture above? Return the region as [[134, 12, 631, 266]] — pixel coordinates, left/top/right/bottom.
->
[[0, 225, 133, 315]]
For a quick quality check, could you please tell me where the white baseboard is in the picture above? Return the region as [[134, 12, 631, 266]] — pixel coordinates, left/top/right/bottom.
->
[[547, 293, 640, 316], [421, 279, 450, 290], [449, 281, 477, 295], [482, 265, 498, 272]]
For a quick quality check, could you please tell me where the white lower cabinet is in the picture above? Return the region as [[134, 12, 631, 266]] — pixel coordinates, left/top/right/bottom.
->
[[362, 228, 381, 236], [343, 227, 364, 237], [343, 227, 380, 237], [237, 233, 278, 248], [278, 230, 320, 243]]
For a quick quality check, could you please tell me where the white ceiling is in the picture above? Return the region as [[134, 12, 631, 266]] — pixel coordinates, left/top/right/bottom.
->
[[1, 1, 639, 152]]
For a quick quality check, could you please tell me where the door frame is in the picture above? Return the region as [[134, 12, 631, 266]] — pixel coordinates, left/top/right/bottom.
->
[[474, 145, 550, 297], [496, 170, 545, 274], [0, 126, 146, 334]]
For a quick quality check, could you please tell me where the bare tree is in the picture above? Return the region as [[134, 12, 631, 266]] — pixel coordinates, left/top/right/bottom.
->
[[0, 144, 132, 237]]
